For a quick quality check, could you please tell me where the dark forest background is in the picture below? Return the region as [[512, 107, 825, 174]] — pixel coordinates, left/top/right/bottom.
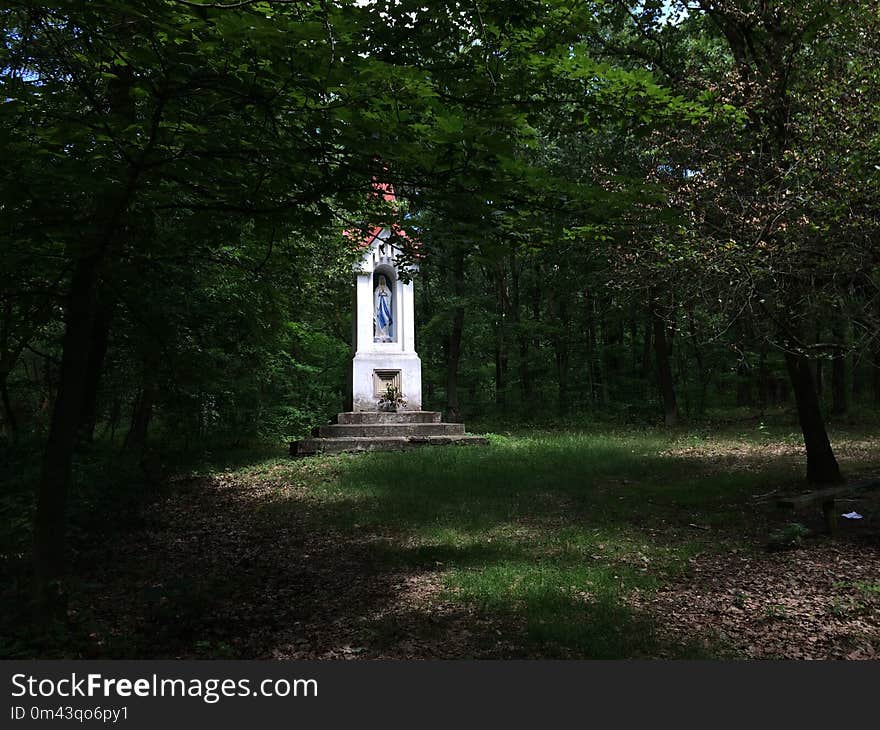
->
[[2, 0, 880, 622]]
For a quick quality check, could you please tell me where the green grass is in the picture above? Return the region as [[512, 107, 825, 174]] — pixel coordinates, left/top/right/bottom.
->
[[7, 424, 877, 659], [242, 429, 810, 657]]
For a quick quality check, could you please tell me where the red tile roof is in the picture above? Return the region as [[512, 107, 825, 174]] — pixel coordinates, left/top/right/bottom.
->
[[344, 179, 415, 249]]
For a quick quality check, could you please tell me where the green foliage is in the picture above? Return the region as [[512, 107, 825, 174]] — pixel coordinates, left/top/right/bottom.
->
[[767, 522, 811, 551], [378, 383, 407, 411], [1, 0, 879, 646]]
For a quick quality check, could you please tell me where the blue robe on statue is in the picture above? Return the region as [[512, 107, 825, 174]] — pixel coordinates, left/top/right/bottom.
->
[[376, 290, 392, 336]]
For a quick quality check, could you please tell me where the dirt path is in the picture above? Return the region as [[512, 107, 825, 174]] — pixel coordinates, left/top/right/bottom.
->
[[633, 536, 880, 659], [83, 472, 512, 659]]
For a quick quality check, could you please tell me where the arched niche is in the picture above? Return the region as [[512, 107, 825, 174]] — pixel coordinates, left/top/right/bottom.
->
[[373, 264, 397, 343]]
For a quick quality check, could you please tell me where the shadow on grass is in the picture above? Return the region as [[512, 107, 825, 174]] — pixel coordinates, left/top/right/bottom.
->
[[249, 432, 795, 658], [4, 431, 809, 659]]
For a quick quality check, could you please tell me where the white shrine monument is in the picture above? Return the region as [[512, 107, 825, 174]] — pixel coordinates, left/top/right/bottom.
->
[[348, 228, 422, 412], [291, 183, 487, 456]]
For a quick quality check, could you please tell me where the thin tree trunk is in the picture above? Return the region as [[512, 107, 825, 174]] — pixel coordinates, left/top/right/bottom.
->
[[550, 290, 569, 415], [757, 344, 771, 407], [509, 253, 533, 404], [629, 304, 640, 371], [0, 372, 16, 438], [124, 354, 159, 454], [830, 318, 848, 416], [687, 307, 709, 415], [784, 351, 843, 484], [651, 302, 678, 426], [78, 298, 114, 442], [602, 305, 623, 402], [529, 271, 542, 404], [0, 299, 14, 437], [874, 342, 880, 408], [831, 356, 848, 416], [735, 324, 752, 407], [494, 344, 506, 409], [641, 308, 653, 398], [493, 264, 508, 409], [585, 291, 602, 405], [445, 251, 465, 422], [556, 345, 569, 415], [102, 397, 122, 442]]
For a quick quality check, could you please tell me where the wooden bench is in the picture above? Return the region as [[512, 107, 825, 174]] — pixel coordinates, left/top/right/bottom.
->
[[777, 478, 880, 535]]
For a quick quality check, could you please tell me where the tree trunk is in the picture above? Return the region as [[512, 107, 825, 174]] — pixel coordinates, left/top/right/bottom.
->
[[493, 263, 508, 409], [651, 303, 678, 426], [687, 307, 709, 415], [784, 351, 843, 484], [550, 291, 569, 415], [602, 305, 623, 401], [78, 298, 114, 442], [0, 298, 15, 438], [509, 253, 533, 404], [102, 396, 122, 442], [445, 251, 465, 423], [529, 273, 542, 403], [736, 362, 753, 406], [757, 345, 771, 407], [641, 308, 653, 398], [124, 356, 159, 454], [735, 324, 752, 407], [494, 342, 507, 409], [874, 343, 880, 408], [555, 344, 569, 415], [33, 61, 138, 615], [830, 318, 848, 417], [123, 387, 154, 454], [831, 356, 848, 417], [629, 304, 640, 371], [33, 254, 102, 613], [585, 291, 602, 405], [0, 372, 16, 438]]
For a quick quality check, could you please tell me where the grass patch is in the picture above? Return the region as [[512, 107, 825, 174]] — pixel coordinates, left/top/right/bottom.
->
[[269, 429, 805, 657], [8, 425, 878, 659]]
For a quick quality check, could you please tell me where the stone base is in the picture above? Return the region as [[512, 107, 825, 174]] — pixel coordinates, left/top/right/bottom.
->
[[290, 411, 488, 456], [349, 352, 422, 411]]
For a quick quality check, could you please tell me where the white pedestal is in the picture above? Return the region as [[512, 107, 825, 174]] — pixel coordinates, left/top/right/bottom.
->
[[350, 351, 422, 411]]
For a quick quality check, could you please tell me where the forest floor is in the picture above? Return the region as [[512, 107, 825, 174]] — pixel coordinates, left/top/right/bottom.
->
[[5, 425, 880, 659]]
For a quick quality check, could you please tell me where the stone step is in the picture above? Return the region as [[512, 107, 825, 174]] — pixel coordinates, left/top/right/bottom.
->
[[291, 434, 489, 456], [334, 411, 442, 424], [316, 422, 465, 438]]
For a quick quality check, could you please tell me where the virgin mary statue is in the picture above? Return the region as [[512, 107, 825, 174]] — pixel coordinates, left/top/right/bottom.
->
[[374, 275, 393, 342]]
